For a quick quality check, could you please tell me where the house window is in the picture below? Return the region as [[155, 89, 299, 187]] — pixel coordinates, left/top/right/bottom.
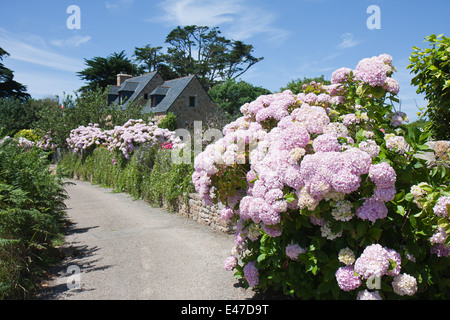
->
[[144, 93, 149, 100], [189, 96, 196, 108]]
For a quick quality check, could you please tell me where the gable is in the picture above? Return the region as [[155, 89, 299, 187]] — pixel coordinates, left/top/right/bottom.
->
[[108, 71, 162, 106], [142, 75, 196, 114]]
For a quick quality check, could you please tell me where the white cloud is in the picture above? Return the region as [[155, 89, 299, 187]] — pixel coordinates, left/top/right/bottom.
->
[[156, 0, 289, 44], [338, 33, 359, 49], [50, 35, 92, 48], [0, 28, 84, 73]]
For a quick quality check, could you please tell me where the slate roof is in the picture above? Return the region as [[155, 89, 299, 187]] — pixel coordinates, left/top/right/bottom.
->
[[142, 75, 195, 114], [119, 81, 139, 92], [109, 71, 159, 107]]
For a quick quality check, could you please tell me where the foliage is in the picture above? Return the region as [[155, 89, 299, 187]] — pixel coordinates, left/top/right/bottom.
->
[[14, 129, 40, 143], [408, 34, 450, 140], [158, 112, 178, 131], [0, 98, 35, 133], [58, 145, 194, 210], [65, 118, 183, 159], [0, 47, 30, 101], [163, 25, 263, 90], [31, 87, 146, 149], [193, 54, 450, 300], [0, 139, 67, 299], [280, 76, 331, 94], [209, 79, 271, 118], [133, 44, 165, 74], [77, 51, 140, 92]]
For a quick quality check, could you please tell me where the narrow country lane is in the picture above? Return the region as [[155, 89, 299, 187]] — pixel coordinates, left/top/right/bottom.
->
[[37, 179, 256, 300]]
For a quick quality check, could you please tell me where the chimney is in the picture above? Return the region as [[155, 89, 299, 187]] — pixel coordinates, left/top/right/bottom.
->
[[117, 73, 132, 86]]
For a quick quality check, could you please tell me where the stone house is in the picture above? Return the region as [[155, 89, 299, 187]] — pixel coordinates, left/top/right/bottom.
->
[[108, 72, 224, 129]]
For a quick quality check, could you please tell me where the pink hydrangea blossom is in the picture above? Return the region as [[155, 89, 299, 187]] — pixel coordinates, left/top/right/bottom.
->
[[356, 197, 388, 222], [224, 256, 238, 271], [243, 261, 259, 287], [354, 244, 390, 279], [331, 67, 352, 84], [285, 242, 306, 260], [354, 56, 388, 87], [433, 196, 450, 217], [369, 162, 396, 188], [335, 265, 362, 291]]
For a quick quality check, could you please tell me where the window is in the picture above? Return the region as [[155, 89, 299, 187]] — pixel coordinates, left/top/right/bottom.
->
[[189, 96, 196, 108], [144, 93, 149, 100]]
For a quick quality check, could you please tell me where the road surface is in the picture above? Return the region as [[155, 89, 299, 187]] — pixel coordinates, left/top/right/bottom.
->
[[37, 179, 257, 300]]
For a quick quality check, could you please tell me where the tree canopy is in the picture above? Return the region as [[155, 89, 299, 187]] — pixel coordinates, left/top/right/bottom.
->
[[77, 51, 140, 92], [280, 75, 331, 94], [0, 48, 30, 101], [209, 79, 271, 118], [408, 34, 450, 140], [79, 25, 264, 92], [162, 25, 263, 89]]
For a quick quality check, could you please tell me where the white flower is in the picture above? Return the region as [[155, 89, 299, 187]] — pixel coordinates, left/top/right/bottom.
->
[[357, 289, 383, 300], [392, 273, 418, 296], [338, 247, 356, 265]]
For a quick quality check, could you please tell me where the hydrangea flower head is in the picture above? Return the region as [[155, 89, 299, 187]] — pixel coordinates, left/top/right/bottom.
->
[[354, 56, 388, 87], [224, 256, 238, 271], [392, 273, 418, 296], [354, 244, 390, 279], [331, 67, 353, 84], [356, 197, 388, 222], [243, 261, 259, 287], [433, 196, 450, 217], [357, 290, 383, 300], [285, 242, 306, 260], [338, 247, 356, 265], [335, 266, 362, 291], [369, 162, 396, 188]]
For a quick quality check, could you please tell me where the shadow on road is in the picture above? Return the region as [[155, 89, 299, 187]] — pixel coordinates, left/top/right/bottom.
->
[[35, 221, 113, 300]]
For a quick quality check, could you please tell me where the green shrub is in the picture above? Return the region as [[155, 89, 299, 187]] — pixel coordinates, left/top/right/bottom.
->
[[158, 112, 178, 131], [408, 34, 450, 140], [0, 140, 67, 299], [58, 145, 194, 209]]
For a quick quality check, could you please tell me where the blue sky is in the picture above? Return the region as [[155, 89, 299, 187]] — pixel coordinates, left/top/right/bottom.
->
[[1, 0, 449, 121]]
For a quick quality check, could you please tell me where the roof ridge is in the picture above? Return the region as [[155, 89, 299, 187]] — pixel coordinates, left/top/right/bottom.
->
[[164, 74, 195, 82]]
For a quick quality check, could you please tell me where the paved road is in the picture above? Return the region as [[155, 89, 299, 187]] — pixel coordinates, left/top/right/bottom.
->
[[37, 179, 256, 300]]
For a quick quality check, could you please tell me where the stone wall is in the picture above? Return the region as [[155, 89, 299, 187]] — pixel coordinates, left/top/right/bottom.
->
[[160, 193, 235, 234], [415, 140, 450, 167]]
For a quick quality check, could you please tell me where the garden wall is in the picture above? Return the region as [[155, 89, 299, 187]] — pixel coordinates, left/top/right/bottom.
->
[[160, 192, 235, 234]]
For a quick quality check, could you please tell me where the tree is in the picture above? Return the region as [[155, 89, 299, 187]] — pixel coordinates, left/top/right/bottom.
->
[[133, 44, 165, 73], [0, 48, 30, 101], [408, 34, 450, 140], [280, 75, 331, 94], [0, 98, 35, 133], [164, 25, 263, 90], [78, 51, 140, 92], [209, 79, 271, 117]]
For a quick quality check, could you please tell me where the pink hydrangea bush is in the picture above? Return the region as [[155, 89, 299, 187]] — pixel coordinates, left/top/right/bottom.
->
[[66, 123, 109, 154], [0, 136, 35, 151], [193, 54, 450, 299], [106, 119, 182, 159], [37, 133, 57, 151], [67, 120, 183, 159]]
